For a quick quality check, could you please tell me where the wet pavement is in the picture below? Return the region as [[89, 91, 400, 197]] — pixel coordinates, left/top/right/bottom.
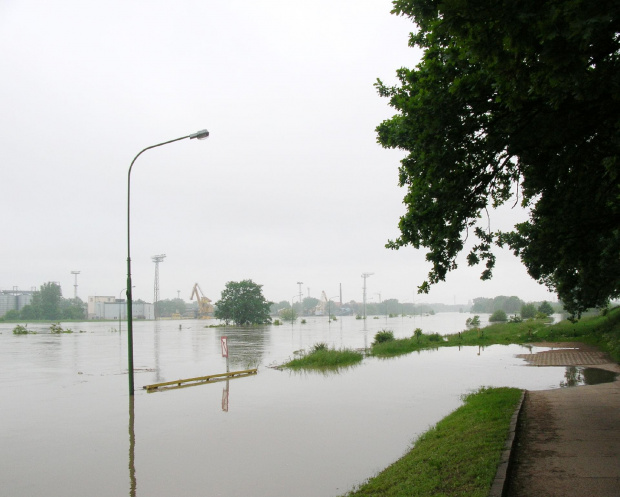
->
[[506, 344, 620, 497]]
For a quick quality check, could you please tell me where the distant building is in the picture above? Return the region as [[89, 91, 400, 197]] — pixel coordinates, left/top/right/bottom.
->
[[87, 296, 154, 320], [0, 289, 34, 317], [88, 296, 116, 319]]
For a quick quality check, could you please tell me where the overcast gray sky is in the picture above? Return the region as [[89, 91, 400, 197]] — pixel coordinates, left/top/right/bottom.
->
[[0, 0, 557, 306]]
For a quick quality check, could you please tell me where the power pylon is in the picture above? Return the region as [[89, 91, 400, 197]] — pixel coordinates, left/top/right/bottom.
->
[[152, 254, 166, 319]]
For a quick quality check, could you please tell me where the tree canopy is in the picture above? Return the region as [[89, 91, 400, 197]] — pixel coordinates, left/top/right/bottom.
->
[[154, 298, 186, 318], [17, 282, 85, 320], [538, 301, 554, 316], [214, 279, 272, 325], [471, 296, 524, 314], [377, 0, 620, 318], [520, 303, 537, 319]]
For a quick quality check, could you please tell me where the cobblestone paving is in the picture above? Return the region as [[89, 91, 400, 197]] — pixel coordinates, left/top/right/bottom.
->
[[516, 349, 609, 366]]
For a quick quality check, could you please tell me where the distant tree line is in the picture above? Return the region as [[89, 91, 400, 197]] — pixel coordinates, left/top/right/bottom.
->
[[487, 300, 557, 322], [471, 296, 561, 315], [154, 298, 187, 317], [2, 282, 85, 321], [269, 298, 469, 318]]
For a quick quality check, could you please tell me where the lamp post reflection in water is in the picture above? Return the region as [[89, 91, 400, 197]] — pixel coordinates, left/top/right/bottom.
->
[[128, 396, 136, 497]]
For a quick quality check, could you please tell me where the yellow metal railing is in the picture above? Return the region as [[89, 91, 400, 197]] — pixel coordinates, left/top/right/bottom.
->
[[143, 368, 258, 392]]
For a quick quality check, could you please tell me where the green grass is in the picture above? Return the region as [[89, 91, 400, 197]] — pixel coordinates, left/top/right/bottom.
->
[[284, 346, 363, 370], [372, 307, 620, 362], [371, 331, 448, 356], [342, 387, 522, 497]]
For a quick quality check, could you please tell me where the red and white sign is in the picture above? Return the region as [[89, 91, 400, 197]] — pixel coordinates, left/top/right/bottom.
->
[[221, 336, 228, 357]]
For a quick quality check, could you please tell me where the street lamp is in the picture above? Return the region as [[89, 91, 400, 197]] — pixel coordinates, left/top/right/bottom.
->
[[126, 129, 209, 396], [327, 295, 339, 324], [290, 295, 299, 323], [119, 288, 125, 334]]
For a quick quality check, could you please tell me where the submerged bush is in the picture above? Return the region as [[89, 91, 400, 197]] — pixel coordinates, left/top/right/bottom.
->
[[13, 325, 35, 335], [373, 330, 394, 345], [466, 315, 481, 327], [312, 342, 328, 352], [489, 309, 508, 322], [50, 323, 73, 334]]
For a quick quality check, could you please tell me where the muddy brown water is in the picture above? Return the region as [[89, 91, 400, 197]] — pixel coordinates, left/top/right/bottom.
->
[[0, 314, 588, 496]]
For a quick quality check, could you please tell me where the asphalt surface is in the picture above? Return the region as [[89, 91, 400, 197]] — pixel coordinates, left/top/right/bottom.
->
[[505, 344, 620, 497]]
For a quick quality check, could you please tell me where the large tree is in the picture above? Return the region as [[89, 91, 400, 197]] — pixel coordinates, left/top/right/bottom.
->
[[377, 0, 620, 318], [214, 280, 273, 325], [20, 282, 63, 320], [17, 283, 85, 320]]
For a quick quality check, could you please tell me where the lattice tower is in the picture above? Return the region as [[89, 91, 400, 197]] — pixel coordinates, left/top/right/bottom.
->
[[152, 254, 166, 319]]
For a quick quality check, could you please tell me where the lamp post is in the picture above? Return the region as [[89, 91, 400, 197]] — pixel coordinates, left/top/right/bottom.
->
[[328, 295, 339, 324], [126, 129, 209, 396], [290, 295, 299, 323], [119, 288, 125, 334], [119, 286, 135, 334]]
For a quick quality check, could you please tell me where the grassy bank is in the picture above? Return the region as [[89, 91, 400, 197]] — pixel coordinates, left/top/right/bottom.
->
[[343, 387, 522, 497], [284, 343, 364, 370], [372, 307, 620, 362]]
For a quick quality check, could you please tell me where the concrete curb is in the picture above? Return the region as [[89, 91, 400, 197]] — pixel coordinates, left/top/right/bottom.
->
[[489, 390, 526, 497]]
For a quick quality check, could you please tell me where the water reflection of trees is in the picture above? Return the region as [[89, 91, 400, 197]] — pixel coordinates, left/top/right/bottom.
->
[[558, 366, 619, 387], [561, 366, 582, 387], [213, 326, 269, 369]]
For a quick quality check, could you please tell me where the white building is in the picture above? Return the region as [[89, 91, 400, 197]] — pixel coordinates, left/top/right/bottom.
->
[[88, 296, 116, 319], [88, 296, 154, 320]]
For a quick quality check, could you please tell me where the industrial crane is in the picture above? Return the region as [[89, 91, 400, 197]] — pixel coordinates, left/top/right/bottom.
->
[[190, 283, 214, 319]]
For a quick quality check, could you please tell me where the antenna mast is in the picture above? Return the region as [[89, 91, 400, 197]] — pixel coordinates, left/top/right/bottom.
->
[[71, 271, 80, 299]]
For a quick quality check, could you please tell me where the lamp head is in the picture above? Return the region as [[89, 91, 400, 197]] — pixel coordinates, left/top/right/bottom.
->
[[190, 129, 210, 140]]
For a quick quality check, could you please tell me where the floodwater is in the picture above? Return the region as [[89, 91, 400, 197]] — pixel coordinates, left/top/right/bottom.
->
[[0, 313, 585, 496]]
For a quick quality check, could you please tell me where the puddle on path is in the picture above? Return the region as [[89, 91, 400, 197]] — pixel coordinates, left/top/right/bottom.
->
[[560, 366, 619, 387]]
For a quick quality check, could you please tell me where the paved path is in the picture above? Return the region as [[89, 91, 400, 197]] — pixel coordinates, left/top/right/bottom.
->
[[506, 343, 620, 497]]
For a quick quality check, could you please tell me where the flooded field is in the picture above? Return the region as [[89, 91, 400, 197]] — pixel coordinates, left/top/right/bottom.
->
[[1, 313, 578, 496]]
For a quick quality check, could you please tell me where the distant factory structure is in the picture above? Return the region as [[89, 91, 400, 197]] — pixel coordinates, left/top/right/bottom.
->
[[88, 296, 154, 320], [0, 287, 154, 320], [0, 288, 35, 317]]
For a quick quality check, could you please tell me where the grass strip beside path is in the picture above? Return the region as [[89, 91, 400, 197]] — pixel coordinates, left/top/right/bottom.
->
[[342, 387, 523, 497]]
